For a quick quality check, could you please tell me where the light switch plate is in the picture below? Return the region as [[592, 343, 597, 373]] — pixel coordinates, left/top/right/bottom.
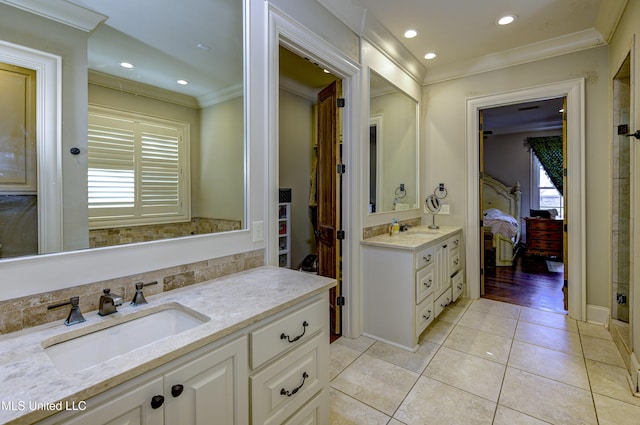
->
[[252, 221, 264, 242], [438, 204, 450, 215]]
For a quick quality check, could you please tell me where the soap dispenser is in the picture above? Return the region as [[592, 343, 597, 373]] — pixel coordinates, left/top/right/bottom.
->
[[392, 218, 399, 234]]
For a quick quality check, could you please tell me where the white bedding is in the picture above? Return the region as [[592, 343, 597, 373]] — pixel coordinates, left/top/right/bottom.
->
[[484, 208, 518, 239]]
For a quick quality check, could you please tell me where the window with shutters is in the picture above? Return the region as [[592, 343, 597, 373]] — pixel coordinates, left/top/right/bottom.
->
[[88, 106, 190, 228]]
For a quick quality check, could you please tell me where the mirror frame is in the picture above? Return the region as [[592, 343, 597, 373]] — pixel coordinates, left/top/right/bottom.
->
[[361, 40, 421, 228], [0, 0, 263, 302]]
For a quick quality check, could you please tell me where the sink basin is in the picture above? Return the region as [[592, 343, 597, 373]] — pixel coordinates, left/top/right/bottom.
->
[[43, 304, 209, 374], [406, 229, 440, 235]]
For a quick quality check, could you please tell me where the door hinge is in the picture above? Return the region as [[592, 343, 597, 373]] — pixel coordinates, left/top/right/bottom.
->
[[564, 223, 568, 232], [479, 171, 484, 179], [480, 219, 484, 227], [480, 268, 484, 276], [336, 296, 345, 306], [563, 168, 567, 177], [337, 98, 345, 108], [337, 230, 345, 240], [337, 164, 346, 174]]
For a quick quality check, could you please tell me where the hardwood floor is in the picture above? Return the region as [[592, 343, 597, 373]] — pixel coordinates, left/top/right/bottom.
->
[[483, 254, 566, 313]]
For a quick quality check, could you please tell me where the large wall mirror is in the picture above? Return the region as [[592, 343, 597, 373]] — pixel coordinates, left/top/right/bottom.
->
[[0, 0, 246, 260], [368, 69, 418, 214]]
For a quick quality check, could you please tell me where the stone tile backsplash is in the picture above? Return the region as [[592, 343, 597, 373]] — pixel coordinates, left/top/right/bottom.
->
[[362, 218, 422, 239], [0, 249, 264, 334]]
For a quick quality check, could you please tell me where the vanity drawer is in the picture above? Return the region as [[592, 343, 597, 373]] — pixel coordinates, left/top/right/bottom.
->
[[449, 249, 461, 274], [452, 271, 464, 302], [282, 390, 329, 425], [415, 294, 434, 336], [448, 235, 462, 252], [416, 246, 435, 271], [251, 298, 326, 369], [434, 288, 453, 318], [416, 264, 435, 303], [251, 332, 327, 425]]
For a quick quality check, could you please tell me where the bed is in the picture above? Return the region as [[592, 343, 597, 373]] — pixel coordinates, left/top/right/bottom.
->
[[482, 175, 522, 267]]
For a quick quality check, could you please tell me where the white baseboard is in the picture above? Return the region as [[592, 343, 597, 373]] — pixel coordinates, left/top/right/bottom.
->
[[631, 352, 640, 394], [586, 304, 610, 327]]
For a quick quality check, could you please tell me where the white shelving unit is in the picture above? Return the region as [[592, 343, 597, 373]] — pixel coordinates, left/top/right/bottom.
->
[[278, 202, 291, 268]]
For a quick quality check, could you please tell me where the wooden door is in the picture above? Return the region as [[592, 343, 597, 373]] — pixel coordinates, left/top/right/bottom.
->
[[316, 80, 342, 336], [479, 110, 486, 295], [562, 96, 569, 310]]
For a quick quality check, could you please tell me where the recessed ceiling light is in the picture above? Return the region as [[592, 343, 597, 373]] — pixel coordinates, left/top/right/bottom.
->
[[196, 43, 211, 51], [177, 79, 188, 85], [424, 52, 438, 60], [497, 15, 516, 26], [323, 69, 331, 74], [403, 29, 419, 39], [120, 62, 134, 69]]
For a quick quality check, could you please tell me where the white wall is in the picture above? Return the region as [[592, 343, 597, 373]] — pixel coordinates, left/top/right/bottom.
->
[[423, 46, 610, 309], [199, 96, 245, 223], [279, 89, 316, 267]]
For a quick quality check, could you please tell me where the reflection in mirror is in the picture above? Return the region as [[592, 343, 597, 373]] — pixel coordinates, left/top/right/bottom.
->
[[368, 69, 418, 214], [0, 0, 246, 259]]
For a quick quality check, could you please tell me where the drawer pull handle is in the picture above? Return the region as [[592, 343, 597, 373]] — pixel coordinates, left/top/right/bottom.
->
[[423, 310, 431, 320], [454, 239, 459, 246], [280, 372, 309, 397], [281, 321, 309, 343], [424, 279, 432, 288], [423, 254, 431, 262], [453, 259, 459, 266], [457, 283, 463, 290]]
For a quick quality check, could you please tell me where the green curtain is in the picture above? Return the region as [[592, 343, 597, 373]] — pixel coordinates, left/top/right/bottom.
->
[[524, 136, 563, 195]]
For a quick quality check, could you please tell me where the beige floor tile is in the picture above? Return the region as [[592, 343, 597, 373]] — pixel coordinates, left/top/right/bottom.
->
[[468, 298, 521, 320], [581, 335, 626, 367], [437, 304, 467, 324], [423, 346, 506, 402], [458, 309, 517, 339], [394, 376, 496, 425], [519, 306, 578, 333], [330, 341, 362, 381], [330, 354, 419, 416], [508, 340, 590, 389], [593, 393, 640, 425], [514, 321, 583, 356], [443, 325, 513, 364], [329, 388, 390, 425], [366, 339, 440, 374], [419, 319, 455, 345], [578, 321, 613, 340], [334, 335, 376, 352], [452, 297, 473, 309], [499, 367, 597, 424], [493, 405, 550, 425], [586, 359, 640, 406]]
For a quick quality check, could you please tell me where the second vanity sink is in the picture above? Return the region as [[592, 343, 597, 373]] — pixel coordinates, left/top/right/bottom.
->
[[43, 304, 209, 374]]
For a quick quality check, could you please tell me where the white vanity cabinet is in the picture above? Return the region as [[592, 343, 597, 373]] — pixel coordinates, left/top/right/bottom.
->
[[362, 227, 464, 351], [37, 293, 330, 425], [38, 336, 248, 425]]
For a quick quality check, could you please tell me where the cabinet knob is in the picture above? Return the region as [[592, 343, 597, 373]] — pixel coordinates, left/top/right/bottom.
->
[[423, 254, 431, 262], [171, 384, 184, 398], [150, 395, 165, 409]]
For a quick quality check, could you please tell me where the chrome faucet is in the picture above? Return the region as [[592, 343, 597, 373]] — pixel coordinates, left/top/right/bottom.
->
[[130, 281, 158, 306], [98, 289, 124, 316], [48, 296, 86, 326]]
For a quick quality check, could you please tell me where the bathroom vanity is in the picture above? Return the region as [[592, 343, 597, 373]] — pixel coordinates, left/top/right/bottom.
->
[[361, 226, 464, 351], [0, 267, 334, 425]]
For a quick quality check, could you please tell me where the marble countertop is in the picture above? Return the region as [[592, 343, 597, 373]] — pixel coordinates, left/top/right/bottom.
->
[[0, 266, 335, 424], [361, 225, 462, 250]]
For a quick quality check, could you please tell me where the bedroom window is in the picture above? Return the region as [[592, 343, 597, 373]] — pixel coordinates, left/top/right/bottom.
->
[[87, 106, 190, 229], [531, 154, 563, 219]]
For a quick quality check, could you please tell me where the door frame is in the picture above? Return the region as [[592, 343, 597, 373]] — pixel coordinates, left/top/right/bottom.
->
[[466, 79, 587, 321], [267, 7, 362, 337], [0, 41, 62, 254]]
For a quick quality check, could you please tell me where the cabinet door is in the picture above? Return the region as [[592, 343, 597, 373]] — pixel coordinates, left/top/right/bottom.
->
[[164, 336, 248, 425], [39, 377, 164, 425]]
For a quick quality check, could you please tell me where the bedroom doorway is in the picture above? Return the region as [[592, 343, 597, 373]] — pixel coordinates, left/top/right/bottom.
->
[[480, 97, 568, 313]]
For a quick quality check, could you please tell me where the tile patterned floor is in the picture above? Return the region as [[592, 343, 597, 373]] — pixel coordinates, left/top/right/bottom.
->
[[329, 298, 640, 424]]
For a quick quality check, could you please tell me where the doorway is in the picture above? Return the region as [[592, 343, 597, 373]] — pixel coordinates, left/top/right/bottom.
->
[[278, 45, 344, 339], [480, 98, 567, 313], [466, 79, 586, 320]]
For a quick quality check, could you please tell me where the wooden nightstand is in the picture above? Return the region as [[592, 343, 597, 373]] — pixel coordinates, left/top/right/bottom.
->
[[524, 217, 563, 258]]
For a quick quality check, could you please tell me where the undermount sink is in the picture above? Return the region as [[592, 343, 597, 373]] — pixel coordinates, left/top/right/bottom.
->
[[43, 304, 209, 374]]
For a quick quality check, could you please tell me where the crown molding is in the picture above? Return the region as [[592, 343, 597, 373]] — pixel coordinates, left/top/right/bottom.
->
[[198, 83, 243, 108], [279, 75, 319, 101], [0, 0, 106, 32], [423, 28, 607, 85]]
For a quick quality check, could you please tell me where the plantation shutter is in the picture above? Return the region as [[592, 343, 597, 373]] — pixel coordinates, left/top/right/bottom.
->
[[88, 107, 189, 228]]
